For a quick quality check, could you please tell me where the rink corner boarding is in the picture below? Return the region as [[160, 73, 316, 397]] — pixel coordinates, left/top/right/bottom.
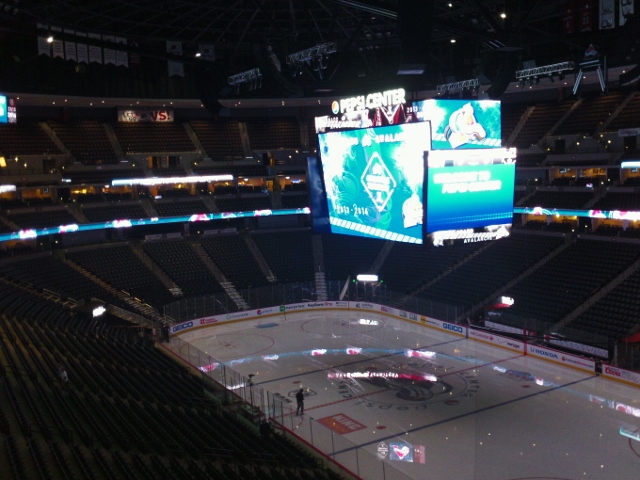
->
[[169, 301, 636, 388]]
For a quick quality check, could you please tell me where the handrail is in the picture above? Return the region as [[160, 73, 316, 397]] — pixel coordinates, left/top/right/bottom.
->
[[159, 333, 413, 480]]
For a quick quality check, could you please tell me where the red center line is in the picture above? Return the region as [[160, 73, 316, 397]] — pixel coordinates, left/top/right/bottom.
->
[[304, 387, 390, 412], [296, 354, 525, 414]]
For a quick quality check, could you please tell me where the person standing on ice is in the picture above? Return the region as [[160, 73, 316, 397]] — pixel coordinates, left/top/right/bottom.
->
[[296, 388, 305, 415]]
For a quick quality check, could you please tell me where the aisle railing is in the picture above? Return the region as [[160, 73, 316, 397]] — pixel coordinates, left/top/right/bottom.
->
[[161, 334, 413, 480]]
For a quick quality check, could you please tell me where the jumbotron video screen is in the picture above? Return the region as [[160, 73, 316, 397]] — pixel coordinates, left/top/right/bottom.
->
[[317, 122, 431, 244], [424, 148, 517, 247]]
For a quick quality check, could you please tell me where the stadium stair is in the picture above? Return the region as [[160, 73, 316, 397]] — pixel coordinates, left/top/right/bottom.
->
[[514, 188, 537, 207], [129, 241, 183, 298], [506, 105, 535, 146], [103, 123, 126, 159], [410, 241, 496, 298], [367, 240, 396, 275], [550, 253, 640, 334], [310, 235, 329, 302], [182, 122, 207, 162], [314, 272, 328, 302], [61, 256, 167, 324], [243, 233, 277, 283], [0, 216, 19, 232], [595, 91, 638, 135], [38, 122, 73, 159], [140, 198, 159, 218], [466, 233, 572, 319], [65, 202, 89, 224], [190, 242, 251, 310], [582, 185, 608, 210], [546, 98, 583, 137], [199, 195, 219, 213]]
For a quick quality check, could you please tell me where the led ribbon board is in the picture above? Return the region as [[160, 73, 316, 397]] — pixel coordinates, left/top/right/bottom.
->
[[0, 208, 310, 243]]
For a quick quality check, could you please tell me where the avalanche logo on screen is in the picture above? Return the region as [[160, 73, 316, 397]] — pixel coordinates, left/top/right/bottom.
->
[[389, 441, 414, 462], [361, 152, 396, 212], [444, 103, 486, 149]]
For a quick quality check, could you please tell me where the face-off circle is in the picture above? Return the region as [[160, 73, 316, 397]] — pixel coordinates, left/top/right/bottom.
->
[[333, 360, 479, 411]]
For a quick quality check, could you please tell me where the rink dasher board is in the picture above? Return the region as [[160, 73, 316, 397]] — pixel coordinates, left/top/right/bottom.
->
[[170, 300, 614, 378]]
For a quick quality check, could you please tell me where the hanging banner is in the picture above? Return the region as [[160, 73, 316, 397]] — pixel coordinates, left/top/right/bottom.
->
[[76, 32, 88, 64], [103, 35, 116, 65], [167, 40, 184, 77], [620, 0, 634, 25], [579, 0, 594, 31], [115, 37, 128, 67], [64, 30, 77, 62], [199, 44, 215, 61], [599, 0, 615, 28], [129, 40, 141, 68], [64, 40, 77, 62], [88, 33, 102, 63], [562, 0, 576, 33], [37, 37, 51, 56], [52, 39, 65, 58]]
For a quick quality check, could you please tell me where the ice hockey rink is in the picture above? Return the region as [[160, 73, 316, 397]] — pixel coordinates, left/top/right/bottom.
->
[[172, 309, 640, 480]]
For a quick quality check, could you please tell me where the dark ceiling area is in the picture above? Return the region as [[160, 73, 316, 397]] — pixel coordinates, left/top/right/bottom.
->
[[4, 0, 639, 100]]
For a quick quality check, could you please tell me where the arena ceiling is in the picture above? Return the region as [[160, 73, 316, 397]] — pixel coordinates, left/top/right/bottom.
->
[[10, 1, 636, 98]]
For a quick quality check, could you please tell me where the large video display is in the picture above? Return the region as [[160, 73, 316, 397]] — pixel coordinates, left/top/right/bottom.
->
[[425, 148, 516, 247], [318, 122, 431, 243], [410, 99, 501, 150], [0, 95, 7, 124]]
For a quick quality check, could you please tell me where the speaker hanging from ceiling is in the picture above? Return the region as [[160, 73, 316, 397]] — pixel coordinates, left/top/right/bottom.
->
[[484, 51, 518, 99], [397, 0, 434, 75]]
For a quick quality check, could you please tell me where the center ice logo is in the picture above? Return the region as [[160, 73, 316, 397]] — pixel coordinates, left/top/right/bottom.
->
[[361, 152, 396, 212]]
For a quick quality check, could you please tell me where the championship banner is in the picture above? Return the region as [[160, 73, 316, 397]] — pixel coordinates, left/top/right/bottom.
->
[[167, 41, 184, 77], [599, 0, 615, 28], [52, 39, 64, 59], [36, 23, 51, 57], [620, 0, 634, 25], [88, 33, 103, 63], [50, 26, 64, 59], [579, 0, 594, 31], [102, 35, 116, 65], [64, 29, 77, 62], [199, 44, 215, 61], [75, 32, 88, 64], [115, 37, 128, 67], [562, 0, 576, 33], [37, 36, 51, 56]]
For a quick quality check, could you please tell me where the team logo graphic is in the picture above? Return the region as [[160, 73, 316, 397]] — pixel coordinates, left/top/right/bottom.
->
[[361, 151, 397, 212], [444, 102, 487, 149], [333, 360, 479, 410]]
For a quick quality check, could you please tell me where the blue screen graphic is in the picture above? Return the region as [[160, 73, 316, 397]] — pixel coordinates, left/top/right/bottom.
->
[[318, 122, 431, 244], [411, 99, 501, 150], [0, 95, 7, 124], [426, 163, 515, 231]]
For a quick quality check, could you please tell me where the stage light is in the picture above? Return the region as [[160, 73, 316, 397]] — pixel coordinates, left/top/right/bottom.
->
[[357, 274, 379, 282]]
